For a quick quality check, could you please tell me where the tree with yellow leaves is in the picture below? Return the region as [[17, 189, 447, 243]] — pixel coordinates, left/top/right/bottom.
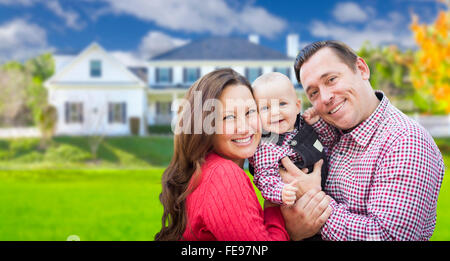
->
[[410, 0, 450, 114]]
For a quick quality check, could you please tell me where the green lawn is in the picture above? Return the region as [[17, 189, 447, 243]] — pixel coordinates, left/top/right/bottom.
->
[[0, 136, 448, 241], [0, 169, 164, 241]]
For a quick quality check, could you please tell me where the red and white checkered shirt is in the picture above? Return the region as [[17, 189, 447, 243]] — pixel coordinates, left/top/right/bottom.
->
[[249, 130, 303, 205], [314, 91, 445, 241]]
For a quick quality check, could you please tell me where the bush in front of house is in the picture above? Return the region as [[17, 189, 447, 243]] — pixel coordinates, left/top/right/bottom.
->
[[147, 125, 172, 134], [44, 144, 91, 163]]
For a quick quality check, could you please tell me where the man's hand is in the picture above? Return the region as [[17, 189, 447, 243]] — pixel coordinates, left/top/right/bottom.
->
[[303, 107, 320, 125], [281, 188, 332, 241], [282, 180, 298, 206], [280, 157, 322, 198]]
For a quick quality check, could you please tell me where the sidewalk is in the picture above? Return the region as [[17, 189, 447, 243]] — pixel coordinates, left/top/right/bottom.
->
[[0, 127, 41, 138], [411, 114, 450, 137]]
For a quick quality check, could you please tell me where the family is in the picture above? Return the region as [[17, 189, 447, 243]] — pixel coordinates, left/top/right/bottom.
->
[[154, 40, 445, 241]]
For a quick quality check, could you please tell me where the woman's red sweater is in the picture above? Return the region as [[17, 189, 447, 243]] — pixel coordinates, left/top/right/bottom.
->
[[181, 152, 289, 241]]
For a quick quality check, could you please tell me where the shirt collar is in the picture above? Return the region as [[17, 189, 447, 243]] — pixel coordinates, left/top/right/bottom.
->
[[345, 91, 389, 147]]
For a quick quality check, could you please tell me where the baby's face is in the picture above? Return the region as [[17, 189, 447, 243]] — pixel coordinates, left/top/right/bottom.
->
[[254, 82, 301, 134]]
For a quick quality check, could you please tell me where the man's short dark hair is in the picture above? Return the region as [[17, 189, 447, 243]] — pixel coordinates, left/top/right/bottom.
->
[[294, 40, 358, 84]]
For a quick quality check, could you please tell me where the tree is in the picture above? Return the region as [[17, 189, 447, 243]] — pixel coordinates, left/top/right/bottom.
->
[[38, 104, 58, 148], [0, 53, 53, 126], [410, 0, 450, 114], [358, 42, 417, 113], [24, 53, 54, 125], [0, 68, 30, 126]]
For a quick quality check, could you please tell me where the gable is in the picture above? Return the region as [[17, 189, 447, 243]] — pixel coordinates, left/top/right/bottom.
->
[[46, 43, 146, 87]]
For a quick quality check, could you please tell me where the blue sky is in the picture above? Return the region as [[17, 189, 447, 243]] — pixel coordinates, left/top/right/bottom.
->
[[0, 0, 446, 64]]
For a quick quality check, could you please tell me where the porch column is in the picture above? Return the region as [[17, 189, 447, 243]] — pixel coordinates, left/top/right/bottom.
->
[[171, 92, 178, 128]]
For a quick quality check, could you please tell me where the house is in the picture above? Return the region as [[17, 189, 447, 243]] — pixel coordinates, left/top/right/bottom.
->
[[44, 42, 148, 136], [45, 34, 302, 136], [147, 34, 301, 125]]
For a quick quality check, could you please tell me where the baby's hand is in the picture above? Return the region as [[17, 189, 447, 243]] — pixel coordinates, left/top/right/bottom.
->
[[303, 107, 320, 125], [282, 180, 298, 206]]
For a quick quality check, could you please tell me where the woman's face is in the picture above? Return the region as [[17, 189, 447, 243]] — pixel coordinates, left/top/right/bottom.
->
[[212, 84, 261, 163]]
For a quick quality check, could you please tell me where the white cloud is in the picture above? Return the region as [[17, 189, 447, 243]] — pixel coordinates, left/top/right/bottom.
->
[[0, 0, 34, 6], [0, 19, 53, 63], [96, 0, 286, 38], [110, 51, 147, 67], [332, 2, 369, 23], [138, 31, 190, 59], [310, 8, 416, 50], [44, 0, 85, 30], [0, 0, 85, 30], [110, 31, 190, 65]]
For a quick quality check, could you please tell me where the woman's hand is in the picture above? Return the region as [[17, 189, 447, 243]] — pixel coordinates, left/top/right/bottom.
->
[[280, 157, 322, 198], [281, 188, 332, 241]]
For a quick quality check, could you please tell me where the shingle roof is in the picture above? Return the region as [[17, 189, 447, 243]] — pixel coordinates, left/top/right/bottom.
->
[[150, 37, 291, 61]]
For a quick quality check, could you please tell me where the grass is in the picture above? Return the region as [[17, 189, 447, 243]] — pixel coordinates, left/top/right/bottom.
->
[[0, 136, 174, 169], [430, 137, 450, 241], [0, 136, 448, 240], [0, 169, 164, 241]]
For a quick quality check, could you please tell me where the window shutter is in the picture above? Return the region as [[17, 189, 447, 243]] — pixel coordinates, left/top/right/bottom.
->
[[79, 103, 83, 123], [65, 102, 69, 123], [122, 102, 127, 124], [108, 103, 112, 123], [245, 68, 249, 79], [183, 68, 187, 83], [196, 68, 201, 80], [155, 68, 160, 83], [169, 68, 173, 83]]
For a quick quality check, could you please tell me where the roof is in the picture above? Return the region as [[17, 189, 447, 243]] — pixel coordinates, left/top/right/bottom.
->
[[45, 42, 147, 89], [150, 37, 291, 61]]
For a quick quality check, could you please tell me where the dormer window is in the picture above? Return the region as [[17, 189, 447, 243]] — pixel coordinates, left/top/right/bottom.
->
[[90, 60, 102, 77]]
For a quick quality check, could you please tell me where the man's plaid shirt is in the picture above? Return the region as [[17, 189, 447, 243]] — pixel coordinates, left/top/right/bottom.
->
[[313, 91, 445, 240]]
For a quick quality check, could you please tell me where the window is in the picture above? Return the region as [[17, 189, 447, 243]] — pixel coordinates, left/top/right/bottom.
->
[[65, 102, 83, 123], [108, 102, 127, 124], [156, 101, 172, 116], [156, 67, 172, 83], [90, 60, 102, 77], [246, 67, 262, 83], [274, 67, 290, 78], [183, 68, 200, 83]]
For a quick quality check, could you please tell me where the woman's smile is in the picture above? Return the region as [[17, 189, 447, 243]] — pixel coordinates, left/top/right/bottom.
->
[[231, 134, 254, 145]]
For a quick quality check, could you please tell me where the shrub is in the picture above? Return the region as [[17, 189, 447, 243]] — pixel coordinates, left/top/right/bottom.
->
[[44, 144, 91, 162], [147, 125, 172, 134]]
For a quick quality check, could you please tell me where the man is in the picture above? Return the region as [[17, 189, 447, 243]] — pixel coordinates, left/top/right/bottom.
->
[[281, 40, 445, 241]]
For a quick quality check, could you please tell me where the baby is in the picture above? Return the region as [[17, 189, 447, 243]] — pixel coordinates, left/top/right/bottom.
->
[[248, 72, 328, 206]]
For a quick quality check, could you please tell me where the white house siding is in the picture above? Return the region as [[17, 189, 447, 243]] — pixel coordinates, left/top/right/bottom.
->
[[48, 87, 146, 136], [46, 43, 148, 136], [147, 60, 302, 126], [147, 61, 298, 86], [55, 47, 138, 84]]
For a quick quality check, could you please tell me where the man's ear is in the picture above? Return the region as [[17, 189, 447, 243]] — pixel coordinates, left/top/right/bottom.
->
[[355, 57, 370, 81]]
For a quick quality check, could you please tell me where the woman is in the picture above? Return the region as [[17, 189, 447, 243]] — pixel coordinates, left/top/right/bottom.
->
[[154, 68, 329, 241]]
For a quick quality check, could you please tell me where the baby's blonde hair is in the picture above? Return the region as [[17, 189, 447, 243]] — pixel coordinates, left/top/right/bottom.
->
[[252, 72, 292, 90]]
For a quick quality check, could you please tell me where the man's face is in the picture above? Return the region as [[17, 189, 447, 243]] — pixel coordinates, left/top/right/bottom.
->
[[299, 47, 372, 130]]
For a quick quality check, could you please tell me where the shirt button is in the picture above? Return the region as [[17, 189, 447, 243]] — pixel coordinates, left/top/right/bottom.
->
[[290, 140, 297, 146]]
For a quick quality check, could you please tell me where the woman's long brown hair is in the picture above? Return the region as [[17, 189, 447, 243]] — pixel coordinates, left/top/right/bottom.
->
[[154, 68, 252, 241]]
